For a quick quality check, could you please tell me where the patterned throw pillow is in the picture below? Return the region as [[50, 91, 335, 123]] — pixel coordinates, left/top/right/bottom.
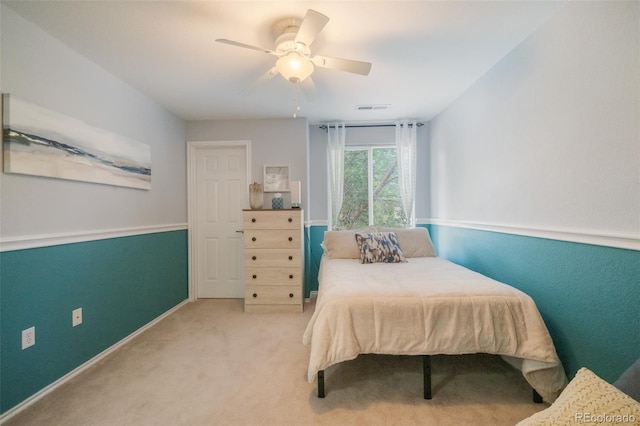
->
[[355, 232, 407, 264]]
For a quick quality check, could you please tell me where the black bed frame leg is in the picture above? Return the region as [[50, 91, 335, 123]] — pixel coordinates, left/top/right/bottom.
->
[[532, 388, 543, 403], [423, 355, 432, 400], [318, 370, 325, 398]]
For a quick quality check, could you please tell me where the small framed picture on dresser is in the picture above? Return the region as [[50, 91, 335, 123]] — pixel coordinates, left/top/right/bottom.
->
[[263, 164, 290, 192]]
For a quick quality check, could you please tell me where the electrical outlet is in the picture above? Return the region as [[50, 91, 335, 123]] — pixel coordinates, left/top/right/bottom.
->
[[72, 307, 82, 327], [22, 327, 35, 350]]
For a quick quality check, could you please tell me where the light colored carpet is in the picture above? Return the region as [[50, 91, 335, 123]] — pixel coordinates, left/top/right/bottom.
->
[[6, 299, 547, 426]]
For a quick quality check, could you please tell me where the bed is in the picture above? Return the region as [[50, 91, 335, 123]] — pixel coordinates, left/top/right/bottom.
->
[[303, 228, 568, 402]]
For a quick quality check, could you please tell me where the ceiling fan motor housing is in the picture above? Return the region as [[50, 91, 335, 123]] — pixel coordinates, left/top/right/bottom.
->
[[274, 19, 311, 57]]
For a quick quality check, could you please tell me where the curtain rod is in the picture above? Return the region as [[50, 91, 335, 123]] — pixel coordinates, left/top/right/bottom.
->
[[318, 122, 423, 130]]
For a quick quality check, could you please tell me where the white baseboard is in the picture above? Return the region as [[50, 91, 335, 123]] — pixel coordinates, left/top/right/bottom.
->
[[0, 300, 190, 423], [305, 291, 318, 302]]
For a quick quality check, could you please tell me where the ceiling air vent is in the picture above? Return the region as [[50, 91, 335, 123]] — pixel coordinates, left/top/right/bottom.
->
[[356, 104, 390, 111]]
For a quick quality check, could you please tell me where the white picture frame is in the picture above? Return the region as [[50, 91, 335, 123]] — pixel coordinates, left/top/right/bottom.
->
[[263, 164, 290, 192]]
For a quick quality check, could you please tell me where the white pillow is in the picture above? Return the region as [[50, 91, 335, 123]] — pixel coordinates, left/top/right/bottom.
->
[[376, 227, 436, 258], [517, 367, 640, 425], [322, 227, 376, 259]]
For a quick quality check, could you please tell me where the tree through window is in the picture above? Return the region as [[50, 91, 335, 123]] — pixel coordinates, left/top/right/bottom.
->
[[335, 146, 408, 230]]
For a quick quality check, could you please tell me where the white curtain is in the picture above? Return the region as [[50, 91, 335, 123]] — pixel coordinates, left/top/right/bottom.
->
[[395, 120, 417, 227], [327, 123, 346, 229]]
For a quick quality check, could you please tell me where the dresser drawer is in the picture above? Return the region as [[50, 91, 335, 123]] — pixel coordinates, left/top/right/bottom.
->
[[243, 211, 301, 230], [245, 285, 302, 305], [245, 267, 302, 286], [244, 230, 301, 249], [245, 249, 301, 266]]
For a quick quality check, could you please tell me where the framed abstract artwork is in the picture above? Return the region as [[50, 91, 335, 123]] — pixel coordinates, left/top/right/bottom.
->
[[263, 164, 290, 192], [2, 94, 151, 190]]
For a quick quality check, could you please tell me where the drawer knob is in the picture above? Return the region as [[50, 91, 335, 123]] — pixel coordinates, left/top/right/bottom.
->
[[288, 256, 293, 260], [289, 293, 294, 298], [251, 218, 256, 223], [252, 237, 256, 242], [289, 274, 294, 279], [288, 218, 293, 222], [253, 293, 257, 298], [252, 256, 257, 261], [252, 274, 257, 279], [288, 237, 293, 242]]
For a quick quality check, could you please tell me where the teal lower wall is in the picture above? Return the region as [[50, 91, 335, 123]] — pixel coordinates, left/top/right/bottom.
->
[[304, 225, 326, 297], [0, 230, 189, 414], [428, 224, 640, 383], [11, 225, 630, 412]]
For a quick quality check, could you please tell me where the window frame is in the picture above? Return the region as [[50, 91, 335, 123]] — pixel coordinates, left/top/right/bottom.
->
[[338, 143, 404, 229]]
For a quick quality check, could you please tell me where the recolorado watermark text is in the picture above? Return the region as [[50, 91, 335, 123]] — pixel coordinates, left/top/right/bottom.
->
[[575, 413, 637, 424]]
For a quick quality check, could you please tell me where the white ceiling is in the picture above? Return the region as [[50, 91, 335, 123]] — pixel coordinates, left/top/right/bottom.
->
[[3, 1, 566, 123]]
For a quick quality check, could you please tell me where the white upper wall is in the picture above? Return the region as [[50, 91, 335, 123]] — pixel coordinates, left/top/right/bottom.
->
[[186, 118, 308, 214], [430, 1, 639, 238], [1, 5, 187, 237]]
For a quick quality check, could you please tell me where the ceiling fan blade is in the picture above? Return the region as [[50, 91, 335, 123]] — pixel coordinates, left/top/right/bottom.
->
[[215, 38, 278, 56], [241, 67, 280, 96], [312, 55, 372, 76], [294, 9, 329, 47], [300, 76, 317, 101]]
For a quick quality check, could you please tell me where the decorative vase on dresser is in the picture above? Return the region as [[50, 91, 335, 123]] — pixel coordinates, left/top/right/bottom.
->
[[242, 209, 304, 313]]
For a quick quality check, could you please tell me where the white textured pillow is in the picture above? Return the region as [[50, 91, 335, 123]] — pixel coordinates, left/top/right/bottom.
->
[[517, 367, 640, 425], [323, 227, 376, 259], [377, 227, 436, 258]]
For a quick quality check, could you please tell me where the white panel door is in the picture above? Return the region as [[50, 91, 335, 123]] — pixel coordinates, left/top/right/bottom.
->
[[195, 146, 247, 298]]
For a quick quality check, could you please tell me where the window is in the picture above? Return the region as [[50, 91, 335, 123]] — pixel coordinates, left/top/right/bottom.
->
[[335, 146, 408, 230]]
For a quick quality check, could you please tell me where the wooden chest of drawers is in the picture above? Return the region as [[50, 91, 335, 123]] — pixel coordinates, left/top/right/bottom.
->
[[243, 209, 304, 313]]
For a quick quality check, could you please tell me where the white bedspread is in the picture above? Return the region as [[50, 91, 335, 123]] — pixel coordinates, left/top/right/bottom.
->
[[303, 256, 568, 402]]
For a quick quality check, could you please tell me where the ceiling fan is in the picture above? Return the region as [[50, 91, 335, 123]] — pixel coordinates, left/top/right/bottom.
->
[[215, 9, 372, 97]]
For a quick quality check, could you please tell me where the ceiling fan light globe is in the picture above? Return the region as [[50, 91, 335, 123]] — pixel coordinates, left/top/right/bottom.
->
[[276, 53, 314, 83]]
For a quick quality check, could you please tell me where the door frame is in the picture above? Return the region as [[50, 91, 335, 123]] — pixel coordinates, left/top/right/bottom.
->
[[186, 140, 252, 301]]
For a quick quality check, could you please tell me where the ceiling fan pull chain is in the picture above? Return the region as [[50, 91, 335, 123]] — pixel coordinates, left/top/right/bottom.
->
[[292, 80, 302, 118]]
